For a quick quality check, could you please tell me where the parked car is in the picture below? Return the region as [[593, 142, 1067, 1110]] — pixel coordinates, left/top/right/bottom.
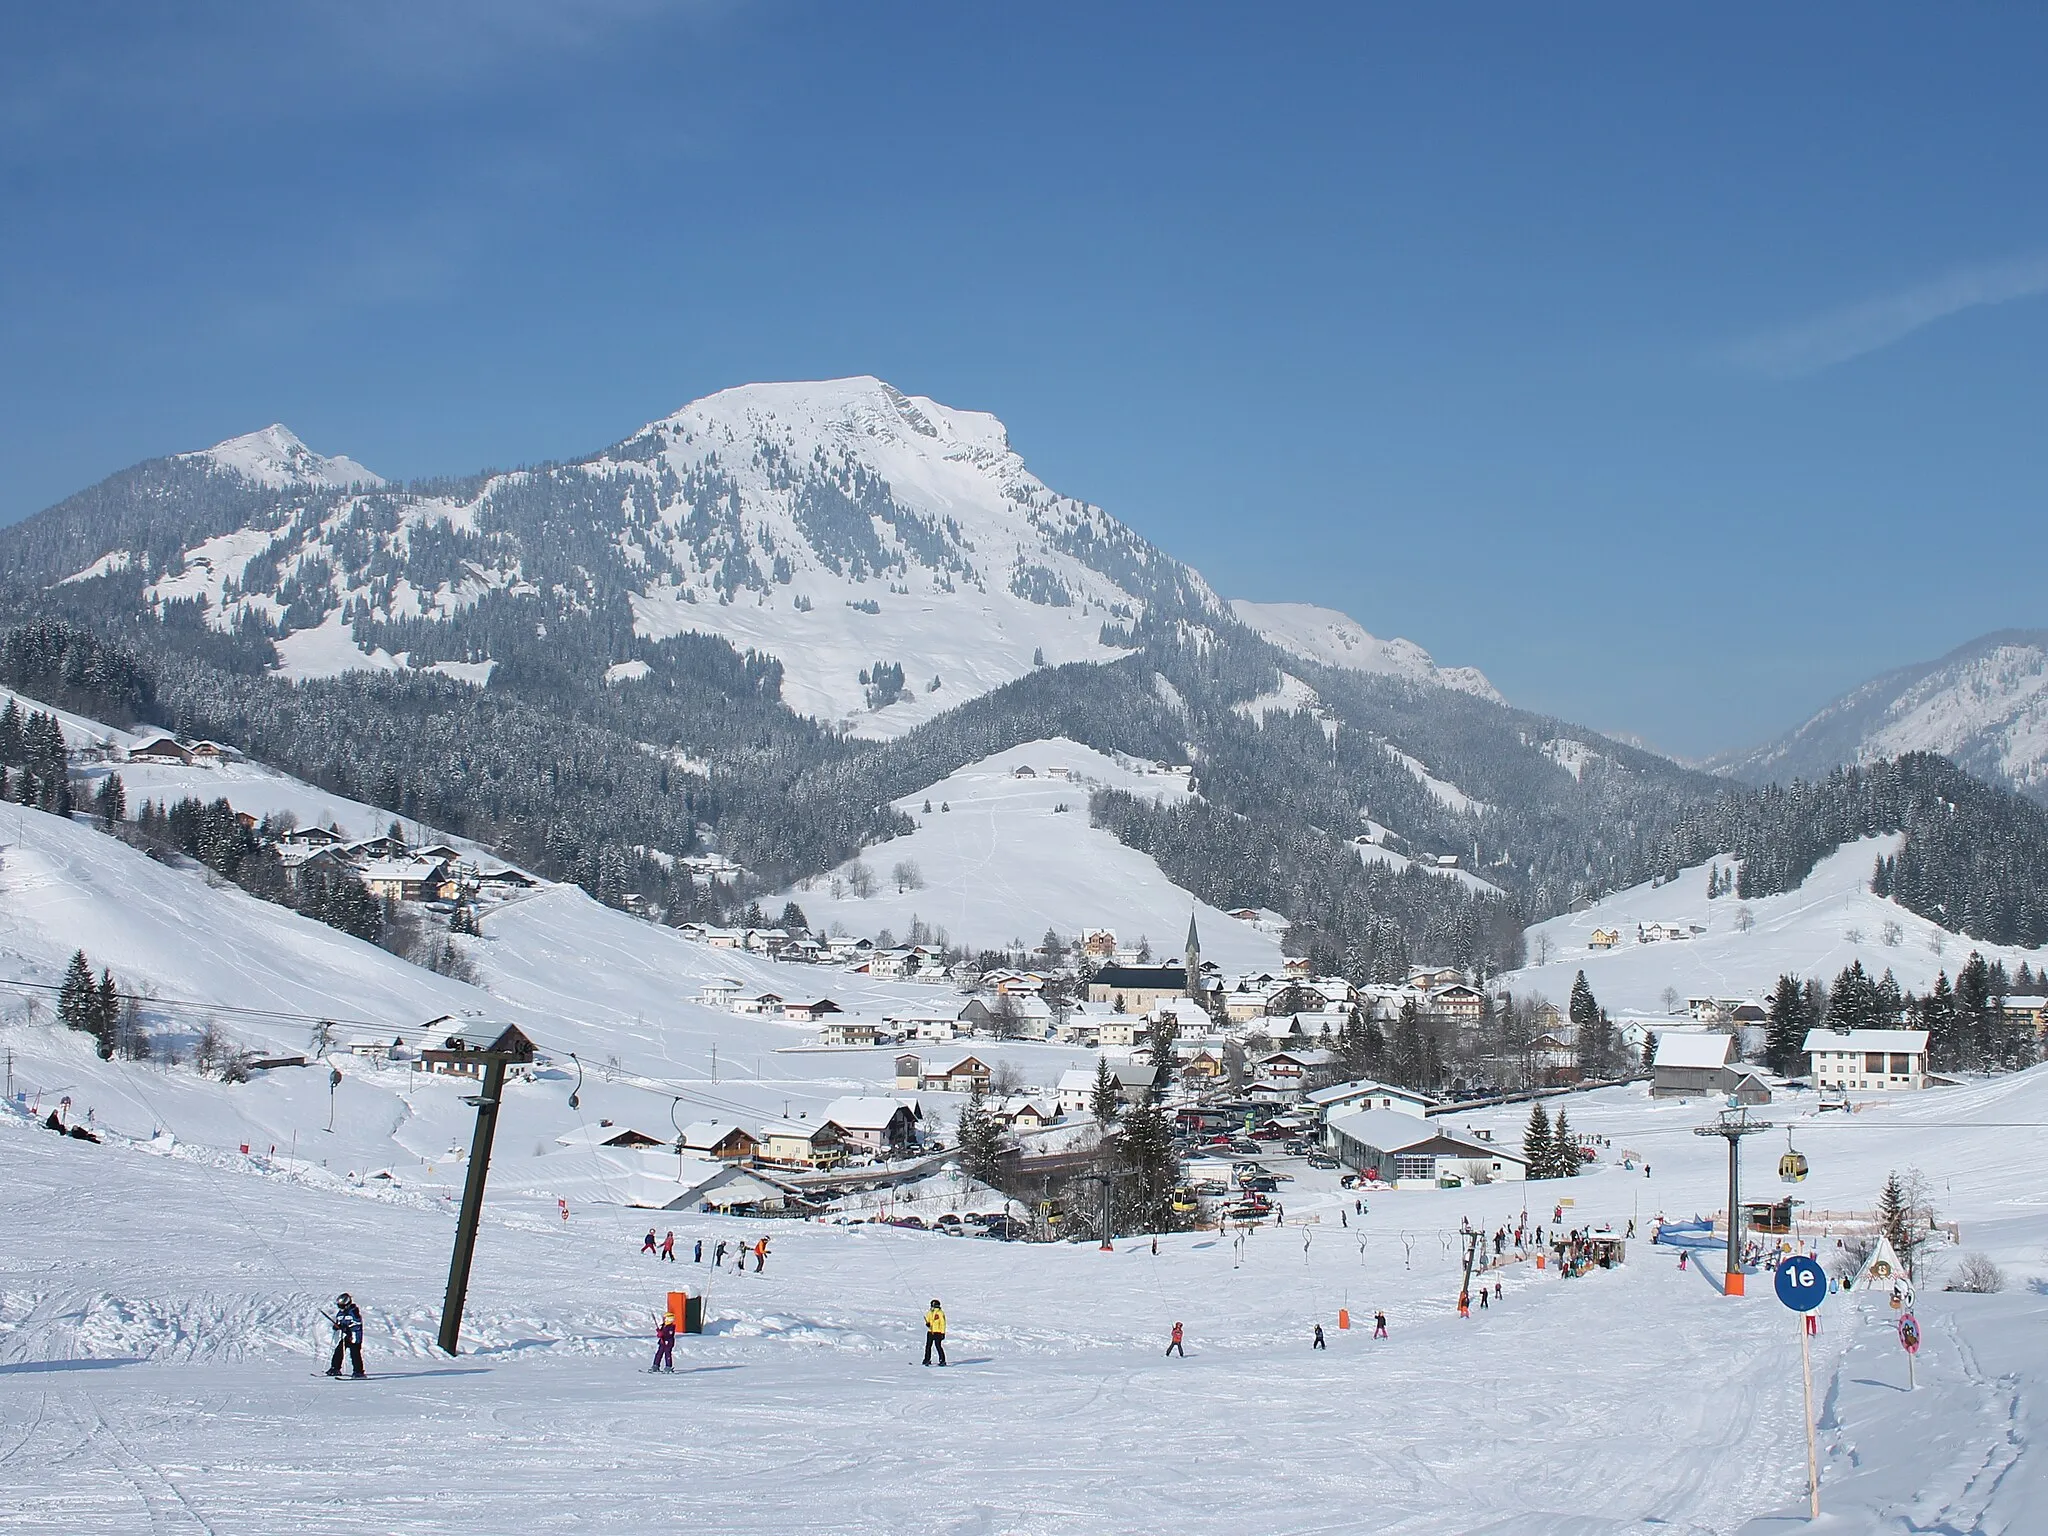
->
[[1307, 1153, 1339, 1170]]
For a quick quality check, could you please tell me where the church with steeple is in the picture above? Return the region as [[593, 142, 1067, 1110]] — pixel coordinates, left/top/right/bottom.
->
[[1184, 913, 1204, 1002]]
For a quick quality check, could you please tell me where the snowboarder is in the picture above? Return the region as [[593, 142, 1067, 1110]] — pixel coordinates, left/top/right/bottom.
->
[[326, 1293, 366, 1378], [641, 1228, 658, 1256], [661, 1231, 676, 1263], [694, 1239, 703, 1264], [1372, 1310, 1388, 1339], [1313, 1324, 1326, 1349], [1167, 1321, 1185, 1357], [651, 1313, 676, 1373], [923, 1299, 948, 1366]]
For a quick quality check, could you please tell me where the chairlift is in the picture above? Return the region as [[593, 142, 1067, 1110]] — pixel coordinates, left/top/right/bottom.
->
[[1779, 1128, 1808, 1185]]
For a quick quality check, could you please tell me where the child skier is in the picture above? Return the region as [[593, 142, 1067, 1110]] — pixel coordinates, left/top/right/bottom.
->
[[923, 1299, 948, 1366], [1373, 1310, 1388, 1339], [661, 1231, 676, 1263], [651, 1313, 676, 1373], [1312, 1323, 1326, 1349], [1167, 1321, 1185, 1357], [325, 1293, 366, 1378], [641, 1228, 658, 1256]]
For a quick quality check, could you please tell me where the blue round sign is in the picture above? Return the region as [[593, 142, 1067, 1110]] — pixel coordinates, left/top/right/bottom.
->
[[1775, 1254, 1828, 1312]]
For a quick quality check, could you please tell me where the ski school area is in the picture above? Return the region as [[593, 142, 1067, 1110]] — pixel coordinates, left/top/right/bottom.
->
[[5, 1048, 2048, 1534]]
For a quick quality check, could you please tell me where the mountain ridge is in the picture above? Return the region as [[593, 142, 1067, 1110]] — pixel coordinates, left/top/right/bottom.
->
[[1712, 628, 2048, 804]]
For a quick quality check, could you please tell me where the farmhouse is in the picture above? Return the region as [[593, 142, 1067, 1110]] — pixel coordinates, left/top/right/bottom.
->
[[676, 1122, 762, 1162], [127, 734, 196, 764], [1588, 928, 1621, 950], [918, 1055, 993, 1094], [783, 998, 843, 1025], [1324, 1108, 1527, 1188], [757, 1118, 846, 1168], [820, 1096, 921, 1155], [359, 857, 451, 903], [1803, 1027, 1930, 1092], [816, 1017, 874, 1047]]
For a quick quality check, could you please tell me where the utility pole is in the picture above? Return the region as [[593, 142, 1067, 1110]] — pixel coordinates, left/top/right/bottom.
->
[[1459, 1226, 1482, 1307], [1694, 1107, 1771, 1296], [438, 1052, 511, 1355]]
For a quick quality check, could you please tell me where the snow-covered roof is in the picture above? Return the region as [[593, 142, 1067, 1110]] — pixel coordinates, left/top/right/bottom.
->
[[1304, 1079, 1436, 1108], [1322, 1108, 1439, 1153], [1801, 1028, 1930, 1053], [679, 1121, 756, 1147], [821, 1095, 915, 1130], [1652, 1033, 1735, 1070], [1056, 1069, 1097, 1092]]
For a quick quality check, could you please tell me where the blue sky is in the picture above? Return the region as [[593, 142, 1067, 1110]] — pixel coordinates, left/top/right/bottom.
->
[[2, 4, 2044, 757]]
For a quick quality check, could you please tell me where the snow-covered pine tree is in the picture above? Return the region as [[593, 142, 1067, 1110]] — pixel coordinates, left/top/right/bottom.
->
[[1522, 1102, 1553, 1180], [1550, 1108, 1580, 1178], [1090, 1055, 1120, 1124], [58, 949, 95, 1034], [1764, 974, 1809, 1078]]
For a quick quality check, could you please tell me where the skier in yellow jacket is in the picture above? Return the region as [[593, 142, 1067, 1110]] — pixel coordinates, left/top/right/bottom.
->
[[923, 1299, 947, 1367]]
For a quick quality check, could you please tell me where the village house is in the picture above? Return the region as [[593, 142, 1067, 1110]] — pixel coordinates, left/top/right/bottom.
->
[[476, 866, 537, 892], [555, 1122, 667, 1152], [731, 992, 784, 1017], [757, 1117, 846, 1168], [359, 857, 451, 903], [814, 1016, 873, 1047], [1111, 1062, 1160, 1106], [989, 1095, 1054, 1131], [1304, 1079, 1437, 1122], [1588, 927, 1621, 950], [917, 1055, 993, 1094], [419, 1024, 538, 1079], [1803, 1027, 1930, 1092], [278, 824, 345, 849], [821, 1096, 921, 1155], [783, 998, 844, 1025], [676, 1122, 762, 1162], [2003, 995, 2046, 1038], [1096, 1016, 1147, 1049], [1650, 1031, 1737, 1097], [1408, 966, 1468, 993], [894, 1052, 924, 1090], [1055, 1068, 1098, 1118], [1255, 1048, 1338, 1091], [696, 978, 745, 1010], [126, 734, 196, 765], [1424, 983, 1486, 1025], [1323, 1108, 1527, 1187], [885, 1012, 957, 1044]]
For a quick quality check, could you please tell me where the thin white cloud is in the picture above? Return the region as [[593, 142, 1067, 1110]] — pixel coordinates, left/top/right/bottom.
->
[[1727, 251, 2048, 377]]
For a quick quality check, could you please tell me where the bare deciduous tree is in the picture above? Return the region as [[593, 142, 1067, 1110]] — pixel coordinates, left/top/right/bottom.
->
[[891, 859, 924, 893]]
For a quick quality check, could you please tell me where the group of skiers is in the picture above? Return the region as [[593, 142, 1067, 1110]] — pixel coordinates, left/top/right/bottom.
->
[[642, 1229, 769, 1273], [1165, 1309, 1388, 1356]]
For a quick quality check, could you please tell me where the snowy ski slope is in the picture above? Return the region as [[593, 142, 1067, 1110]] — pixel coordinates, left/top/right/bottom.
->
[[6, 1044, 2048, 1532], [782, 739, 1287, 971], [1505, 837, 2048, 1013]]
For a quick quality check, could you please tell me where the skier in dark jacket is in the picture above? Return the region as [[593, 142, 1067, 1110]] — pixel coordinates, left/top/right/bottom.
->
[[1313, 1323, 1326, 1349], [326, 1293, 366, 1378]]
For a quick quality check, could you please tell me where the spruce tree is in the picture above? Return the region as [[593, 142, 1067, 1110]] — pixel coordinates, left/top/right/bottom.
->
[[1764, 974, 1808, 1078], [58, 949, 94, 1033], [94, 969, 119, 1059], [1522, 1102, 1553, 1180], [1090, 1055, 1120, 1124], [1550, 1108, 1580, 1177], [956, 1079, 1004, 1186]]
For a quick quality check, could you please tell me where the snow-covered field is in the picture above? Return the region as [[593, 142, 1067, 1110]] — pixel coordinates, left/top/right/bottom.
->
[[784, 739, 1287, 971], [7, 1025, 2047, 1533], [1505, 838, 2048, 1014]]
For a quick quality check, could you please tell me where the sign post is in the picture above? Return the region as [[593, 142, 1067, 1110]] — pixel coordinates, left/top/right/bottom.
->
[[1775, 1254, 1828, 1520]]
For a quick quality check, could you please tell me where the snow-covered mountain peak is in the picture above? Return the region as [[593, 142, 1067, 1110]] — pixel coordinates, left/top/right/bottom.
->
[[180, 424, 385, 490], [1228, 599, 1503, 703], [652, 376, 1013, 460], [1716, 629, 2048, 803]]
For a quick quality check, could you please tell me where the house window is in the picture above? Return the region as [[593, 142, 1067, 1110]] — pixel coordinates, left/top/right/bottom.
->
[[1393, 1154, 1435, 1181], [1890, 1054, 1911, 1075], [1864, 1053, 1885, 1073]]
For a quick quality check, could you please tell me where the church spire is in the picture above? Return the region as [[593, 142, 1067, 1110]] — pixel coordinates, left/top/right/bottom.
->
[[1184, 913, 1203, 1001]]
